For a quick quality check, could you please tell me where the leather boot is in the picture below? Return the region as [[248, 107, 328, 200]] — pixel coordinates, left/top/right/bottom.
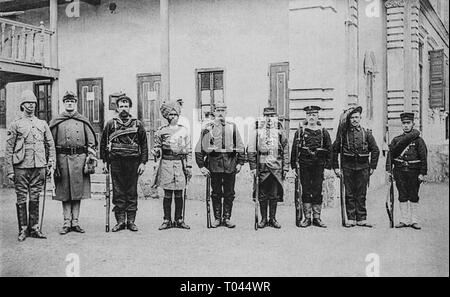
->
[[312, 204, 327, 228], [175, 219, 190, 229], [299, 203, 312, 227], [222, 200, 236, 228], [112, 211, 126, 232], [258, 200, 269, 228], [159, 219, 172, 230], [16, 203, 28, 242], [126, 211, 138, 232], [28, 201, 46, 239], [211, 199, 222, 228], [269, 200, 281, 229]]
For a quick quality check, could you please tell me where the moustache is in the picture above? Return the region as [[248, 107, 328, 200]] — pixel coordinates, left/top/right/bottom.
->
[[119, 110, 129, 117]]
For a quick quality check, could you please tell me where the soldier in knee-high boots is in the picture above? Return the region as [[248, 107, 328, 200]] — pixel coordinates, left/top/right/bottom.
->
[[248, 107, 289, 229]]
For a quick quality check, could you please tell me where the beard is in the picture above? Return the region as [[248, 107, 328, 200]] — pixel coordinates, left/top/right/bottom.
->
[[119, 110, 129, 118]]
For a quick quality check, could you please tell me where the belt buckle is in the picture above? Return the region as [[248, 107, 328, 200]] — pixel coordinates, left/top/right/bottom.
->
[[70, 147, 76, 154]]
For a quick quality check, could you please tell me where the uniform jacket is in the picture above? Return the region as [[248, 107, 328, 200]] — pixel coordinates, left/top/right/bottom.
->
[[195, 119, 245, 174], [247, 121, 290, 187], [100, 116, 148, 164], [332, 125, 379, 170], [290, 126, 332, 169], [386, 129, 427, 175], [5, 115, 55, 175], [152, 124, 191, 190], [49, 111, 97, 201]]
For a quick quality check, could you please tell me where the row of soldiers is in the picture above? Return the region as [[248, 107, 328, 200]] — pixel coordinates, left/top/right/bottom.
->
[[5, 90, 428, 241]]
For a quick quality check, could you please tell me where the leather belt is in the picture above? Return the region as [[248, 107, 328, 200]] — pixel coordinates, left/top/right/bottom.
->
[[394, 159, 421, 166], [56, 146, 87, 155]]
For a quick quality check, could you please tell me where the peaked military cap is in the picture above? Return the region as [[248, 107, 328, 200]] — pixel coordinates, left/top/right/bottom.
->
[[347, 105, 363, 117], [62, 91, 77, 102], [400, 112, 415, 122], [263, 106, 277, 116], [304, 105, 321, 114]]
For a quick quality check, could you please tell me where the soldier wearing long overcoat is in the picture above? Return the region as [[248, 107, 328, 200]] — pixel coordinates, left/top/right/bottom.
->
[[49, 91, 98, 234], [247, 107, 290, 229]]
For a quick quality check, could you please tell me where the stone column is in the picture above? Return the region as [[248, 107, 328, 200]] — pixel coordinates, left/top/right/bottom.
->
[[50, 0, 59, 114], [345, 0, 359, 107], [160, 0, 170, 102], [385, 0, 420, 130]]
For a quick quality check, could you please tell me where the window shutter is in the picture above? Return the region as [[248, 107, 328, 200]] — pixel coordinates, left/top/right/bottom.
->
[[429, 49, 446, 109], [445, 58, 449, 112]]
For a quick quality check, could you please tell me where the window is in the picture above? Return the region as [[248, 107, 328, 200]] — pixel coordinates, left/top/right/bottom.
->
[[429, 49, 446, 110], [0, 87, 6, 128], [34, 82, 52, 123], [196, 70, 224, 119]]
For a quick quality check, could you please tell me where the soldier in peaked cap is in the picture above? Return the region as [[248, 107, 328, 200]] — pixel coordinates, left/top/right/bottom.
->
[[291, 106, 332, 228], [332, 106, 380, 228], [386, 112, 427, 230], [49, 91, 98, 235], [5, 90, 56, 241], [195, 102, 245, 228], [100, 92, 148, 232], [248, 107, 290, 229]]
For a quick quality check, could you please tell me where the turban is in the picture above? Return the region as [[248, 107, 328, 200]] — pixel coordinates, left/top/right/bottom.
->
[[160, 102, 181, 120]]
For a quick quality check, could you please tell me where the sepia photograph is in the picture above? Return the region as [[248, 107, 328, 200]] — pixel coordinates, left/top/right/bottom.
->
[[0, 0, 448, 283]]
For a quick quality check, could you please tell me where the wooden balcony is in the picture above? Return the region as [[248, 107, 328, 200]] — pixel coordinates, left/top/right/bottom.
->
[[0, 17, 59, 86]]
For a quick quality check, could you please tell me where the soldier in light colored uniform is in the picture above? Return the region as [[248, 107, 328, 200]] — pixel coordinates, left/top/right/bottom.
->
[[153, 102, 192, 230], [49, 91, 98, 235], [5, 90, 55, 241]]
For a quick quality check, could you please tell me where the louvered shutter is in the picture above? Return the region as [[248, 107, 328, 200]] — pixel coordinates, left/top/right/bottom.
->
[[429, 49, 446, 109]]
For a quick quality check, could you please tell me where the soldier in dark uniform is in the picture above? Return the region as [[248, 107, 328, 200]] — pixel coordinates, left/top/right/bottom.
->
[[291, 106, 332, 228], [332, 106, 380, 227], [195, 102, 245, 228], [386, 112, 427, 230], [100, 93, 148, 232], [248, 107, 290, 229], [5, 90, 56, 241]]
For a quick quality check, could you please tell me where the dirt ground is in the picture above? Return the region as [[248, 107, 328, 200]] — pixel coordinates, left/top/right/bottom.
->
[[0, 180, 448, 277]]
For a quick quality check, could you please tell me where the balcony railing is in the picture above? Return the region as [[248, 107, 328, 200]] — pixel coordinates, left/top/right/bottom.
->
[[0, 18, 53, 68]]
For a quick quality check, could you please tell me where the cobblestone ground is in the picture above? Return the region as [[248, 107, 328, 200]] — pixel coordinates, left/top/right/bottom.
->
[[0, 180, 448, 277]]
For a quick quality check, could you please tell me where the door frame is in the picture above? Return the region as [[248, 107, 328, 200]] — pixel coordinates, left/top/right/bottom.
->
[[268, 62, 290, 131], [76, 77, 104, 128]]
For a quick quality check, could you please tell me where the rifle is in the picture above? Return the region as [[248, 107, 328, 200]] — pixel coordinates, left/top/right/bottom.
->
[[39, 168, 47, 232], [294, 161, 303, 227], [385, 127, 395, 228], [206, 175, 212, 228], [337, 111, 348, 227], [181, 157, 189, 222], [105, 163, 111, 232], [254, 120, 260, 231]]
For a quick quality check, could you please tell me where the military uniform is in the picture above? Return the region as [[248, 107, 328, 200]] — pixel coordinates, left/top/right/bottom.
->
[[248, 107, 289, 229], [5, 90, 56, 241], [332, 106, 379, 226], [100, 94, 148, 232], [386, 112, 427, 229], [291, 106, 332, 227], [153, 102, 191, 230], [195, 103, 245, 228], [49, 91, 98, 234]]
